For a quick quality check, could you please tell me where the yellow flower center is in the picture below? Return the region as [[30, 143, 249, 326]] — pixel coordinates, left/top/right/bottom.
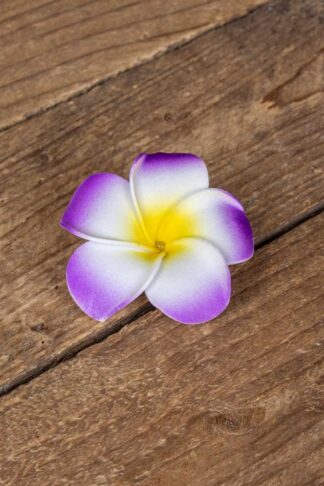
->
[[154, 240, 166, 252], [130, 202, 196, 254]]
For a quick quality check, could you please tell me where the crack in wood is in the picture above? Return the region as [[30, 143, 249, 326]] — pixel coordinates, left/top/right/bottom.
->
[[0, 302, 154, 397]]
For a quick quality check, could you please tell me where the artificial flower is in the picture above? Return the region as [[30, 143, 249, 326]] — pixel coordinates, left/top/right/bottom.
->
[[61, 153, 253, 324]]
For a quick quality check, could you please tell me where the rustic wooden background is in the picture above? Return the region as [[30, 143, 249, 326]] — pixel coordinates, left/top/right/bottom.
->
[[0, 0, 323, 484]]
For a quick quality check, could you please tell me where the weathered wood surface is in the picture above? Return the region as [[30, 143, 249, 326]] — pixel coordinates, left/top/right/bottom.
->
[[1, 0, 323, 394], [0, 0, 268, 130], [1, 214, 323, 485]]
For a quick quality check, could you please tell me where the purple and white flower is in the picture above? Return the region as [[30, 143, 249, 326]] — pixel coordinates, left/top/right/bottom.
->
[[61, 153, 253, 324]]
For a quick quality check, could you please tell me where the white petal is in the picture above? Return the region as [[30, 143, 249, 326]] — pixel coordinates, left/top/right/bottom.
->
[[130, 153, 209, 241], [146, 238, 231, 324], [61, 173, 144, 244], [67, 242, 162, 321], [158, 188, 254, 264]]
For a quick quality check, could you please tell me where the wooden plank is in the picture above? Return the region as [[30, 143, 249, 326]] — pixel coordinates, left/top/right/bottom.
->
[[1, 213, 323, 485], [0, 0, 269, 130], [0, 0, 323, 393]]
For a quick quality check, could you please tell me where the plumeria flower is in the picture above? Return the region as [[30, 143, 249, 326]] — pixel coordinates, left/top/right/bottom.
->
[[61, 153, 253, 324]]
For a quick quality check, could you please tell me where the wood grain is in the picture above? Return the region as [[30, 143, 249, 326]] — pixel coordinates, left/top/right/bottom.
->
[[1, 213, 323, 485], [0, 0, 323, 394], [0, 0, 269, 130]]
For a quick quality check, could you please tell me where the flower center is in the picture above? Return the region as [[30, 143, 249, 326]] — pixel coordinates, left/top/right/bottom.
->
[[130, 202, 196, 254], [154, 240, 166, 252]]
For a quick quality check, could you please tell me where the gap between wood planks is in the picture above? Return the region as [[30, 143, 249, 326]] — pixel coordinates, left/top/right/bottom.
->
[[0, 1, 270, 135], [1, 202, 322, 399]]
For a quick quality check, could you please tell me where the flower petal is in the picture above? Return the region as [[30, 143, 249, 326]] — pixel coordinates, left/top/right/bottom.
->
[[67, 242, 162, 321], [130, 153, 209, 240], [158, 188, 254, 264], [145, 238, 231, 324], [61, 173, 144, 243]]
